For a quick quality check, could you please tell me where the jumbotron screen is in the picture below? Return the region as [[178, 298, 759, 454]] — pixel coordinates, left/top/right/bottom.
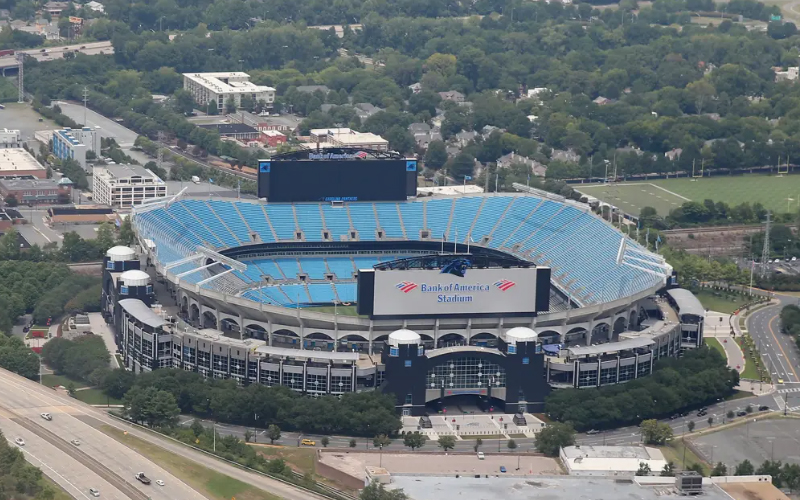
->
[[257, 152, 417, 202], [357, 265, 551, 318]]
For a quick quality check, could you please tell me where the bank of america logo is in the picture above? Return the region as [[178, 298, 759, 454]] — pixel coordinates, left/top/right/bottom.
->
[[396, 281, 418, 293], [355, 151, 368, 159], [494, 279, 516, 291]]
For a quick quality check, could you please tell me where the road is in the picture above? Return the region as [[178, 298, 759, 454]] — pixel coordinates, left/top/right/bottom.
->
[[0, 367, 328, 500], [177, 391, 778, 452], [55, 101, 138, 148], [0, 41, 114, 71], [747, 293, 800, 410]]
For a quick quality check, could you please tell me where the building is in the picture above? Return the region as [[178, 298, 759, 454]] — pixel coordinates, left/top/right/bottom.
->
[[261, 130, 287, 147], [85, 1, 105, 13], [43, 1, 69, 16], [309, 128, 389, 151], [0, 177, 70, 205], [665, 288, 705, 350], [408, 83, 422, 94], [182, 72, 276, 111], [0, 148, 47, 179], [560, 445, 667, 476], [0, 207, 24, 231], [51, 127, 101, 169], [198, 123, 260, 141], [593, 96, 612, 105], [0, 128, 21, 147], [253, 115, 301, 134], [496, 152, 547, 177], [46, 205, 115, 225], [92, 164, 167, 208], [295, 85, 330, 94], [439, 90, 465, 103], [774, 66, 799, 82]]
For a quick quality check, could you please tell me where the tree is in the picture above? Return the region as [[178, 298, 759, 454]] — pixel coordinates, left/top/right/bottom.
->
[[448, 151, 475, 180], [746, 404, 753, 414], [206, 100, 218, 115], [707, 416, 714, 427], [424, 140, 448, 170], [687, 421, 696, 432], [118, 218, 136, 246], [437, 435, 456, 451], [757, 460, 784, 487], [636, 462, 651, 476], [360, 481, 409, 500], [403, 432, 427, 451], [95, 223, 117, 255], [3, 194, 18, 207], [507, 439, 518, 451], [385, 125, 415, 155], [123, 386, 179, 428], [660, 461, 675, 476], [349, 438, 357, 448], [711, 462, 728, 476], [244, 429, 252, 443], [474, 437, 483, 452], [687, 463, 705, 475], [686, 80, 716, 114], [727, 410, 735, 420], [321, 436, 329, 448], [734, 459, 755, 476], [225, 97, 237, 114], [535, 423, 576, 457], [640, 419, 673, 445], [173, 89, 195, 115], [374, 434, 392, 448], [267, 424, 281, 444]]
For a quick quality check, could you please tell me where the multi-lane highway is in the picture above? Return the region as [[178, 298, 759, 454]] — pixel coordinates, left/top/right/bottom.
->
[[748, 293, 800, 410], [0, 41, 114, 72], [0, 367, 327, 500]]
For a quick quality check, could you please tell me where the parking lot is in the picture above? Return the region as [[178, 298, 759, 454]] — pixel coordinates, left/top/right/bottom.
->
[[0, 101, 59, 147], [691, 418, 800, 467], [318, 451, 560, 479]]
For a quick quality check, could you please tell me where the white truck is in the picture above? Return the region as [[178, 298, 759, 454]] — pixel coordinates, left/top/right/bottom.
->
[[191, 176, 200, 184], [134, 472, 151, 485]]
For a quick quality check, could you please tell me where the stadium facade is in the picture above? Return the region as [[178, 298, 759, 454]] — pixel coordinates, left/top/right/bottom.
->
[[102, 152, 705, 415]]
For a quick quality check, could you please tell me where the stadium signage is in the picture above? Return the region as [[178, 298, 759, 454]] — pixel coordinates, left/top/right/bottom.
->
[[307, 151, 368, 160]]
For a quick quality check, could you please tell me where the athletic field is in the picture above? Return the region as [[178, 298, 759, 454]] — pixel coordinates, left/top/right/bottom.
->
[[575, 173, 800, 216]]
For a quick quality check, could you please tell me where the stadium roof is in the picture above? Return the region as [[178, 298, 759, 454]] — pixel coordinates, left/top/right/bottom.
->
[[666, 288, 705, 317], [568, 337, 654, 357], [118, 299, 166, 329]]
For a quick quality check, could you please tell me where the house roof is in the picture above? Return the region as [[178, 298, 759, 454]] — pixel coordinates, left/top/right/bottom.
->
[[296, 85, 330, 94], [199, 123, 259, 135]]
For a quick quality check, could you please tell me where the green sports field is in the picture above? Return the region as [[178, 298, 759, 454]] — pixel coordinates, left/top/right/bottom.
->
[[575, 173, 800, 216]]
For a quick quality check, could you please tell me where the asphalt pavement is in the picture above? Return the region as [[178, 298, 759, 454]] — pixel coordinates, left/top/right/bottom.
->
[[55, 101, 138, 148], [747, 293, 800, 410]]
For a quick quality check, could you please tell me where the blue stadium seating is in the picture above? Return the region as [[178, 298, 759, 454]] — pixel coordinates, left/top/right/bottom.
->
[[136, 194, 667, 307]]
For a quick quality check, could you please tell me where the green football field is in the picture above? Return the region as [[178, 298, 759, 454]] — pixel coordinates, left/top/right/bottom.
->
[[575, 173, 800, 216]]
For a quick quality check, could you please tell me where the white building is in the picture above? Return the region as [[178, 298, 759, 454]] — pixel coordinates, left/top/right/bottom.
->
[[182, 72, 276, 111], [51, 127, 101, 169], [92, 164, 167, 208], [774, 66, 799, 82], [307, 128, 389, 151], [560, 445, 668, 476], [0, 128, 21, 147]]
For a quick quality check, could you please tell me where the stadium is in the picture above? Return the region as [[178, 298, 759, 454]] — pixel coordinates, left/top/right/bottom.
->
[[103, 148, 704, 416]]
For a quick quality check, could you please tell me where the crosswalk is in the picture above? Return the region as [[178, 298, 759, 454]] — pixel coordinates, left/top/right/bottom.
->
[[777, 387, 800, 394]]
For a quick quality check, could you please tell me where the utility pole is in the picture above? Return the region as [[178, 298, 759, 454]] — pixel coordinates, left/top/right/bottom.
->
[[82, 86, 89, 126], [761, 211, 771, 277], [16, 53, 23, 103]]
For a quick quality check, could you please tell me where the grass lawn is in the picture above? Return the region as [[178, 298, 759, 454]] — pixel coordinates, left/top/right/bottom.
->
[[575, 173, 800, 215], [725, 390, 755, 401], [735, 338, 765, 381], [0, 78, 17, 102], [693, 290, 748, 315], [41, 373, 89, 389], [73, 388, 123, 406], [660, 438, 710, 475], [253, 445, 316, 474], [100, 425, 283, 500], [40, 475, 74, 500], [705, 337, 727, 359]]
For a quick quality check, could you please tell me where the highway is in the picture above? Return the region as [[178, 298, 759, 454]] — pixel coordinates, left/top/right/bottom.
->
[[0, 367, 329, 500], [0, 41, 114, 71], [747, 293, 800, 410]]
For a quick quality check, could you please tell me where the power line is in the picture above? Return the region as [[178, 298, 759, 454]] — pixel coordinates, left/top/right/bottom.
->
[[760, 211, 771, 277]]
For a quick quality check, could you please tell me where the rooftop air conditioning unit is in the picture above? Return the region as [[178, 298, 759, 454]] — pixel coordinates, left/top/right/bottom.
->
[[675, 471, 703, 495]]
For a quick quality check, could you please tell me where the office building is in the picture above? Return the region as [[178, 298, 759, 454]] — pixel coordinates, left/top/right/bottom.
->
[[0, 128, 21, 147], [0, 148, 47, 179], [182, 72, 276, 111], [92, 164, 167, 208], [51, 127, 101, 169], [0, 177, 71, 205], [306, 128, 389, 151]]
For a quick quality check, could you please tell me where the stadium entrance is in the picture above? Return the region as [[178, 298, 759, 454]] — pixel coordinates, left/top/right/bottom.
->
[[427, 394, 507, 416]]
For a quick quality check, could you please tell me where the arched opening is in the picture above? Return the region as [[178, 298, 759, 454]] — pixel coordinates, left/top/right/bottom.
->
[[304, 332, 334, 351], [538, 330, 561, 345], [372, 334, 389, 354], [437, 333, 466, 348], [273, 328, 299, 347], [613, 316, 627, 335], [243, 324, 267, 340], [590, 323, 610, 344], [564, 327, 588, 347], [419, 333, 434, 350], [469, 332, 498, 347], [180, 296, 188, 314], [202, 311, 217, 329], [220, 317, 240, 334], [338, 334, 369, 352], [189, 304, 200, 323], [629, 310, 639, 330]]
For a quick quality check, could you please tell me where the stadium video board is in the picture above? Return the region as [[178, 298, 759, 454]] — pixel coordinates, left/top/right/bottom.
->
[[257, 152, 417, 202], [358, 265, 550, 318]]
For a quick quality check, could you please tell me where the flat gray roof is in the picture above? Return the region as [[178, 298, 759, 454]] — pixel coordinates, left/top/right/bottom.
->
[[568, 337, 655, 357], [118, 299, 166, 329], [254, 345, 360, 362], [666, 288, 705, 317], [389, 475, 734, 500], [103, 163, 161, 180]]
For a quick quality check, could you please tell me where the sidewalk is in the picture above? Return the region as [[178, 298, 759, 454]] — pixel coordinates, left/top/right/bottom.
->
[[88, 312, 120, 369], [704, 311, 745, 374]]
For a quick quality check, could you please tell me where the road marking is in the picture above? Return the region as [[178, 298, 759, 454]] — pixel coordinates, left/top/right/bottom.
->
[[768, 315, 799, 381]]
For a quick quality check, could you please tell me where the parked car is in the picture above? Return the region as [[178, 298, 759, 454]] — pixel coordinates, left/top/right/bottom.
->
[[499, 466, 507, 473], [586, 429, 600, 435], [737, 410, 747, 417], [477, 452, 485, 460], [300, 439, 316, 446], [759, 405, 770, 411]]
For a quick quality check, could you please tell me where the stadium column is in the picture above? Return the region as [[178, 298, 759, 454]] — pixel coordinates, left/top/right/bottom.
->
[[238, 314, 245, 340], [586, 320, 593, 346], [267, 318, 273, 346]]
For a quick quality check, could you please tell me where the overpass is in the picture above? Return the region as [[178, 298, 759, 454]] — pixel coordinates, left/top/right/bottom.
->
[[0, 41, 113, 75]]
